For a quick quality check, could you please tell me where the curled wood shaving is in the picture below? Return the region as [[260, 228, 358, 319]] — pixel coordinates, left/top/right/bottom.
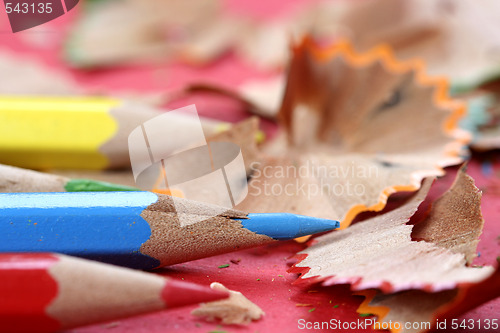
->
[[293, 168, 494, 293], [191, 282, 264, 325], [236, 38, 468, 228]]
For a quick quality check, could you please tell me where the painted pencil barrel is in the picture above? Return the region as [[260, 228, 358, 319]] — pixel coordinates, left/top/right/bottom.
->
[[0, 96, 121, 170], [0, 192, 339, 269], [0, 163, 139, 193], [0, 97, 229, 170], [0, 253, 228, 332], [0, 191, 162, 269]]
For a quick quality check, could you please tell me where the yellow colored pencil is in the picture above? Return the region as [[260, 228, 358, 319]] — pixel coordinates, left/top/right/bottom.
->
[[0, 96, 228, 170]]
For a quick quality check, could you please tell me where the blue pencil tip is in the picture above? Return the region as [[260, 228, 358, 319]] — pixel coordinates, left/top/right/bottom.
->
[[238, 213, 340, 240]]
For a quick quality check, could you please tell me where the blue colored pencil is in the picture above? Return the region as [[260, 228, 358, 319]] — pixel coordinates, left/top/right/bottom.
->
[[0, 192, 339, 269]]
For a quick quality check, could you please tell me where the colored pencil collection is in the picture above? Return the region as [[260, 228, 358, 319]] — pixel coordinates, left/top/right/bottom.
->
[[0, 112, 340, 331], [4, 1, 500, 331]]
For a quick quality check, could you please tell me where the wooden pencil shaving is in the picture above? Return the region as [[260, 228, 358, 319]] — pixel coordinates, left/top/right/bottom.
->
[[66, 0, 221, 67], [293, 166, 500, 333], [412, 167, 484, 264], [191, 282, 264, 325], [65, 0, 258, 68], [358, 289, 458, 333], [181, 77, 285, 120], [0, 51, 80, 95], [236, 38, 469, 228], [236, 77, 285, 119], [292, 168, 494, 293], [64, 0, 500, 84], [64, 0, 349, 69], [356, 264, 500, 333], [207, 117, 262, 176], [339, 0, 500, 90]]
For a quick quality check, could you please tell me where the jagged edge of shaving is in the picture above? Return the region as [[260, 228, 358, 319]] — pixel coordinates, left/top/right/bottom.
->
[[284, 37, 470, 230]]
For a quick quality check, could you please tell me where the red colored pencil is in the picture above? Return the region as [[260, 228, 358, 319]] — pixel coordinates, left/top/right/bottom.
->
[[0, 253, 228, 333]]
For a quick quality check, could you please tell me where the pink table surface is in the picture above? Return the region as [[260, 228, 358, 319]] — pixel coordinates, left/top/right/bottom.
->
[[0, 1, 498, 332]]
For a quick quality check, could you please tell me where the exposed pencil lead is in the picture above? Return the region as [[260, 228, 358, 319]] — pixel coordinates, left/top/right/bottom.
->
[[239, 213, 339, 240]]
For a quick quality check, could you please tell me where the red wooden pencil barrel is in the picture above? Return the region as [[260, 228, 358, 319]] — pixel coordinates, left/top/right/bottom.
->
[[0, 253, 228, 333]]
